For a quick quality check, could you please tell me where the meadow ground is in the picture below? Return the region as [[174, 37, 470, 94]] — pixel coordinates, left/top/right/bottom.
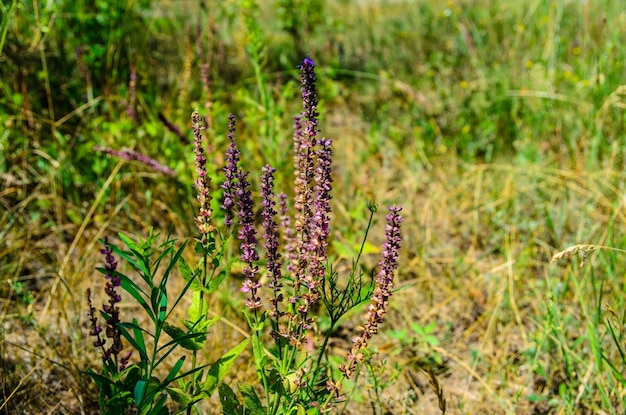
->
[[2, 0, 626, 413]]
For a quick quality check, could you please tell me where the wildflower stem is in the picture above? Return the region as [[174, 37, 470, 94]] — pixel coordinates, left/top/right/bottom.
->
[[312, 208, 376, 388], [352, 208, 376, 277]]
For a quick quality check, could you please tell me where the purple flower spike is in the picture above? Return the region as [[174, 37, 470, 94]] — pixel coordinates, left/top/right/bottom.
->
[[292, 55, 321, 285], [100, 237, 123, 360], [261, 165, 285, 320], [278, 193, 295, 259], [236, 168, 261, 310], [299, 54, 315, 69], [292, 114, 314, 268], [300, 56, 319, 139], [88, 237, 131, 371], [222, 114, 239, 227], [339, 206, 403, 379], [286, 55, 329, 346], [192, 111, 215, 243], [311, 137, 333, 280], [87, 288, 105, 350]]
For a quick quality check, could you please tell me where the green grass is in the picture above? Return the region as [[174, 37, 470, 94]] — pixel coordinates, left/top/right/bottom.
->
[[2, 0, 626, 413]]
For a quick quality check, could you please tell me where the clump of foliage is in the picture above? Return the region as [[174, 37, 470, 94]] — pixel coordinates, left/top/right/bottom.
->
[[85, 56, 405, 414]]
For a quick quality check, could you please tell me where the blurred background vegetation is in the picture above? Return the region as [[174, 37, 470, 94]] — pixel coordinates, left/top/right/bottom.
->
[[2, 0, 626, 413]]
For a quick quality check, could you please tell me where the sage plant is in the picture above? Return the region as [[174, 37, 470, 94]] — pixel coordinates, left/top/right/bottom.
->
[[192, 109, 215, 243], [87, 55, 403, 415], [218, 55, 404, 414], [87, 237, 125, 365]]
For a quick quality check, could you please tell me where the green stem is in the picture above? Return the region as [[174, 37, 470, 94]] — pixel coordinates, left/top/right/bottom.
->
[[353, 210, 376, 273], [0, 0, 18, 58], [186, 350, 198, 415], [311, 210, 376, 388]]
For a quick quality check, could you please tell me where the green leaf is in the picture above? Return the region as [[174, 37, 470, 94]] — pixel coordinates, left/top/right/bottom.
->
[[283, 371, 298, 394], [188, 291, 208, 323], [410, 322, 425, 335], [331, 240, 364, 260], [306, 406, 321, 415], [123, 366, 142, 390], [119, 232, 141, 253], [166, 387, 191, 406], [103, 391, 134, 414], [114, 236, 150, 278], [195, 369, 204, 385], [131, 318, 147, 357], [179, 259, 200, 291], [219, 383, 243, 415], [245, 309, 266, 332], [140, 376, 167, 411], [113, 242, 152, 285], [386, 328, 407, 341], [182, 314, 218, 335], [118, 274, 154, 320], [165, 356, 186, 384], [175, 316, 218, 350], [118, 323, 150, 361], [171, 363, 210, 388], [160, 240, 187, 287], [266, 369, 285, 395], [425, 334, 440, 346], [149, 393, 169, 415], [152, 239, 174, 273], [603, 354, 626, 385], [162, 322, 205, 351], [239, 384, 265, 415], [207, 268, 229, 294], [84, 368, 115, 389], [145, 121, 158, 136], [158, 291, 168, 323], [360, 242, 381, 255], [134, 379, 148, 406], [150, 287, 167, 323], [535, 363, 547, 379], [202, 338, 250, 396], [194, 241, 206, 255], [140, 228, 158, 251], [251, 332, 267, 370], [161, 322, 184, 338]]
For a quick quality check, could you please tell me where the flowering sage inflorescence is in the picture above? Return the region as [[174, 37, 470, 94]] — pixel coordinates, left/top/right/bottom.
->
[[222, 114, 240, 227], [192, 110, 215, 243], [87, 236, 127, 367], [339, 205, 404, 379]]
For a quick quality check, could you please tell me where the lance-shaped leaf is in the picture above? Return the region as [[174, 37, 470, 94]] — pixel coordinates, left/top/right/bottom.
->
[[239, 384, 265, 415], [179, 258, 201, 291], [202, 338, 250, 396], [163, 322, 205, 351], [219, 383, 243, 415]]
